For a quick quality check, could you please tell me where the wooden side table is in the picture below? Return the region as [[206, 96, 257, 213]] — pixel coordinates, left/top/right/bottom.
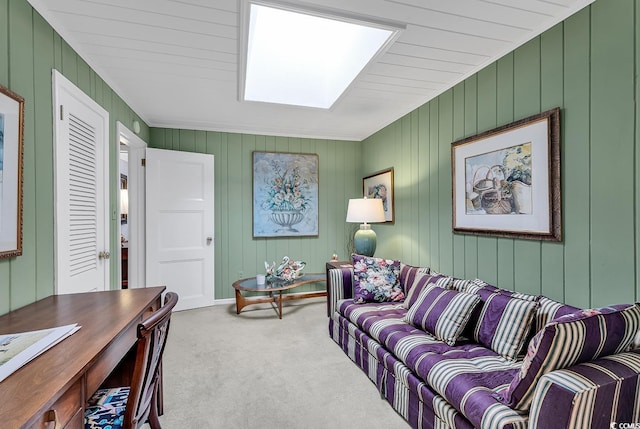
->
[[325, 260, 352, 316]]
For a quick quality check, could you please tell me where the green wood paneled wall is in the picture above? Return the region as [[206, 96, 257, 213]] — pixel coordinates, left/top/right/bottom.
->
[[148, 129, 361, 300], [3, 0, 640, 313], [0, 0, 149, 314], [363, 1, 639, 308]]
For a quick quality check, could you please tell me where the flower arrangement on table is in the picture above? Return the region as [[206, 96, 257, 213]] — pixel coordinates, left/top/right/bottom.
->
[[265, 256, 306, 283]]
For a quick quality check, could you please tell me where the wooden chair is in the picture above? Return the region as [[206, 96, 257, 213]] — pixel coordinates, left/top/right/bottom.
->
[[85, 292, 179, 429]]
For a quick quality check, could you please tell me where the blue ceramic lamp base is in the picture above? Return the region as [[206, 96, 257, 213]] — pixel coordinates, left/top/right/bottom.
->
[[353, 224, 377, 257]]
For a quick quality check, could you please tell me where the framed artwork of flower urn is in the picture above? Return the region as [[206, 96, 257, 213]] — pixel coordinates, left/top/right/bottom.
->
[[451, 107, 561, 241], [253, 151, 319, 238]]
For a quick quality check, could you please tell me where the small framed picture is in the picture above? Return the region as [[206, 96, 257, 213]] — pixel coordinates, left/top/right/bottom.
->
[[363, 168, 394, 223]]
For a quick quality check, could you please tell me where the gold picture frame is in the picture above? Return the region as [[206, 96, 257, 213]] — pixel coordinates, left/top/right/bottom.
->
[[0, 84, 24, 258]]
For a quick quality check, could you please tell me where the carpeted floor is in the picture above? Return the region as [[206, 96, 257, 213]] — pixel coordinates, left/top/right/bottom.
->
[[157, 297, 409, 428]]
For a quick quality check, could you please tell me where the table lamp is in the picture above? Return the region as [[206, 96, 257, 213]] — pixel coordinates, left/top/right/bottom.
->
[[346, 197, 386, 256]]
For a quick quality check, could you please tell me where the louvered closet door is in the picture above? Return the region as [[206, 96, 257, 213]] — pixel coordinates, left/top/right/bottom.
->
[[53, 70, 110, 294]]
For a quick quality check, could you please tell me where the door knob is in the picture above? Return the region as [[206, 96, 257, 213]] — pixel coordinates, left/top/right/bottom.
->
[[206, 237, 213, 245], [98, 251, 111, 259]]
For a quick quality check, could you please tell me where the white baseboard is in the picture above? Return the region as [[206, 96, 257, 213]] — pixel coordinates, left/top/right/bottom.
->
[[213, 298, 236, 306]]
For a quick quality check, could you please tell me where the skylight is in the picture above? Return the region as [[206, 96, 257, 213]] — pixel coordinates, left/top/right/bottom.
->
[[241, 2, 402, 109]]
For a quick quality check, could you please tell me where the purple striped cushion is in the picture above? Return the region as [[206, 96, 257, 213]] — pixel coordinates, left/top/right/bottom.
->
[[464, 279, 493, 294], [403, 272, 449, 309], [399, 263, 431, 291], [471, 279, 538, 301], [470, 279, 576, 340], [535, 296, 580, 333], [472, 292, 539, 360], [501, 303, 640, 411], [404, 284, 481, 346], [529, 350, 640, 428], [449, 278, 474, 292], [633, 328, 640, 350]]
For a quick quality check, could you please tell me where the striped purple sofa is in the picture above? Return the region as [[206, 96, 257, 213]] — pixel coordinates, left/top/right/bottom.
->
[[327, 259, 640, 429]]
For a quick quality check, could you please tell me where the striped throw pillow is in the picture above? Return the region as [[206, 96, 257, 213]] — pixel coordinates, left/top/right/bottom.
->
[[399, 263, 431, 292], [535, 296, 580, 333], [404, 283, 481, 346], [470, 278, 538, 301], [501, 303, 640, 411], [449, 277, 475, 293], [465, 278, 492, 294], [472, 292, 539, 360], [403, 272, 450, 309]]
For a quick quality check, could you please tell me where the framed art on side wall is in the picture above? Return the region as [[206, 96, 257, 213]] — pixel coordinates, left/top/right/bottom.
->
[[363, 168, 394, 223], [253, 151, 319, 238], [451, 108, 561, 241], [0, 85, 24, 258]]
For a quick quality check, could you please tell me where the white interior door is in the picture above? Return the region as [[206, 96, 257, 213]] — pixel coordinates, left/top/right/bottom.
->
[[53, 70, 110, 294], [146, 148, 214, 311]]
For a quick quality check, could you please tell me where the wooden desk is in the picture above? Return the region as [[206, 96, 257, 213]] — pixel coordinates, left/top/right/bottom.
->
[[0, 287, 165, 428]]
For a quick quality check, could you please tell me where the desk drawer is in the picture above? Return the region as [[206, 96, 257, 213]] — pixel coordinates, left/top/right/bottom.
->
[[63, 408, 84, 429], [39, 379, 82, 429]]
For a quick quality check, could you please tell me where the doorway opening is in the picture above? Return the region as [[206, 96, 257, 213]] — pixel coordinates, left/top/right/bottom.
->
[[116, 122, 147, 289], [119, 148, 129, 288]]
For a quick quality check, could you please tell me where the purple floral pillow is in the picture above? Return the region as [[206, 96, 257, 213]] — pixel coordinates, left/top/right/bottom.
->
[[352, 254, 402, 304]]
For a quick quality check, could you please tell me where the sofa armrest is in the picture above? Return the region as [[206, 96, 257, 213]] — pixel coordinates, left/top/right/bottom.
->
[[528, 349, 640, 429], [327, 267, 354, 316]]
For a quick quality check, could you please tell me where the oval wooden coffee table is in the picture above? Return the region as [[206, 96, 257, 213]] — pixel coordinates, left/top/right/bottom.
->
[[232, 273, 327, 319]]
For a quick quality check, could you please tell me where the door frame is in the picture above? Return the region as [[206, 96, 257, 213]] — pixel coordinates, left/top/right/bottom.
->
[[116, 122, 147, 289]]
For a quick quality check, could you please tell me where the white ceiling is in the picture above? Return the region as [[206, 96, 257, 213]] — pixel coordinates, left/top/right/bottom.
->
[[27, 0, 594, 141]]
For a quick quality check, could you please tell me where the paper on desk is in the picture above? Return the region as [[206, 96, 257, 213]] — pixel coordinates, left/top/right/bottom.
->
[[0, 323, 81, 383]]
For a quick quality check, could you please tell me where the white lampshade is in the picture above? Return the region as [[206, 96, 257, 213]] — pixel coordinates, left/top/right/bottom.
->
[[346, 198, 385, 224]]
